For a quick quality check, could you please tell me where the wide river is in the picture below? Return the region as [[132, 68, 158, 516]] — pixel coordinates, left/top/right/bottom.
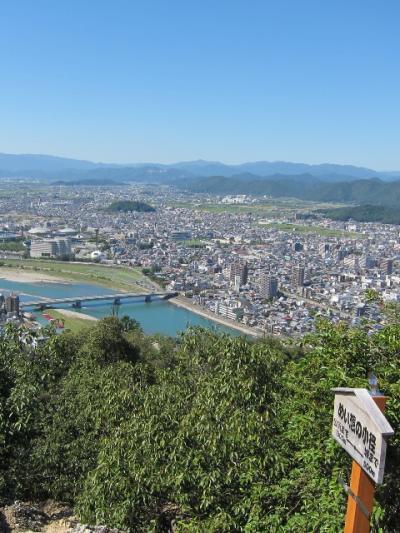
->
[[0, 278, 238, 337]]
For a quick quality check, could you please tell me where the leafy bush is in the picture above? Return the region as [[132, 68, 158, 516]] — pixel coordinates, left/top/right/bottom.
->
[[0, 318, 399, 531]]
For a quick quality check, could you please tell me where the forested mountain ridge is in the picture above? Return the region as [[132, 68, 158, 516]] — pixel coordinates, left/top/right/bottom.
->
[[0, 317, 399, 531], [175, 175, 400, 207], [322, 204, 400, 224]]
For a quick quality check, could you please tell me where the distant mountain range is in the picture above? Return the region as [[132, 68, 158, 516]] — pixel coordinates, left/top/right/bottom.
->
[[0, 152, 399, 182], [170, 159, 399, 180], [1, 152, 400, 208]]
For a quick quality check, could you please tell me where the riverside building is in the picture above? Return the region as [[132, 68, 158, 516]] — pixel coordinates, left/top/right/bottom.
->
[[30, 238, 72, 259]]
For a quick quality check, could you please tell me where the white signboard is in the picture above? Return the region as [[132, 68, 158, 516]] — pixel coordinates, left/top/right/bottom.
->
[[332, 388, 394, 484]]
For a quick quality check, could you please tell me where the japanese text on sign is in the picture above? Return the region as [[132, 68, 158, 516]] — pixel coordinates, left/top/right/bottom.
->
[[331, 389, 393, 484]]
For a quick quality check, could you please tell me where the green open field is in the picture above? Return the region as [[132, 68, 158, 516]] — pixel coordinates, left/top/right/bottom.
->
[[169, 201, 292, 215], [259, 221, 365, 238], [0, 189, 22, 198], [0, 259, 155, 291], [43, 309, 94, 333], [185, 239, 207, 248], [0, 185, 54, 198], [168, 198, 347, 216], [200, 204, 276, 214]]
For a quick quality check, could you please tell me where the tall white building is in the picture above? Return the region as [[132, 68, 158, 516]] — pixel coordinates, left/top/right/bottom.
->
[[30, 238, 72, 259]]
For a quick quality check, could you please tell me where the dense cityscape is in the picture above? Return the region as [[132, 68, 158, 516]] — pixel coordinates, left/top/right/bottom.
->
[[0, 181, 398, 337]]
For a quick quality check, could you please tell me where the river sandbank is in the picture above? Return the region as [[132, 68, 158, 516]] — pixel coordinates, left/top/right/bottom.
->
[[50, 308, 98, 321], [169, 296, 261, 337], [0, 268, 70, 284]]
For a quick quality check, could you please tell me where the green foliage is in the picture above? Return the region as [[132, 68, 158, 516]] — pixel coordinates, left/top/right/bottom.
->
[[260, 221, 362, 238], [138, 242, 154, 250], [78, 331, 289, 530], [0, 240, 26, 252], [0, 318, 399, 531], [178, 176, 400, 208], [142, 267, 165, 287], [322, 204, 400, 224], [107, 200, 156, 213], [120, 315, 142, 332]]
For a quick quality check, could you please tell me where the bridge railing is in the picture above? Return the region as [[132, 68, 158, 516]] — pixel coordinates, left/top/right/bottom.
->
[[20, 291, 175, 307]]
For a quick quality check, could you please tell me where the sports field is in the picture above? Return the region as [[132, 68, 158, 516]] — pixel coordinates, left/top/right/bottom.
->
[[259, 221, 364, 238], [168, 198, 347, 216]]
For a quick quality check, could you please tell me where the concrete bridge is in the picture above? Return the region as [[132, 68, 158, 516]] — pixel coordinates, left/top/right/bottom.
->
[[21, 291, 177, 310]]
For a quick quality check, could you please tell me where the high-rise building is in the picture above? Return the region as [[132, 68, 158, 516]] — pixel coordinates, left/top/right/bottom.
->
[[319, 243, 330, 256], [5, 294, 20, 315], [230, 261, 248, 286], [380, 258, 393, 275], [343, 255, 360, 270], [291, 266, 305, 288], [233, 275, 242, 293], [361, 255, 376, 269], [259, 272, 278, 299]]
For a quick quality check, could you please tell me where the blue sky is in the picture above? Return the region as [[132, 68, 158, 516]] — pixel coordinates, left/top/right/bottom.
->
[[1, 0, 399, 168]]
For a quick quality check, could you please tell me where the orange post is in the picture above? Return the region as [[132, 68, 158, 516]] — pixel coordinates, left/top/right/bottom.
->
[[344, 396, 387, 533]]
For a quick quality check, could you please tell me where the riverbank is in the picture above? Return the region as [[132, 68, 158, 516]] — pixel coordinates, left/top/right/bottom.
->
[[0, 268, 69, 284], [169, 296, 261, 337], [42, 308, 98, 333], [0, 259, 156, 292], [53, 308, 98, 321]]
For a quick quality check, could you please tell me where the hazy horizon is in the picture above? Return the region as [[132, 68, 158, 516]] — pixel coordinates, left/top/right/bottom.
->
[[1, 150, 400, 173]]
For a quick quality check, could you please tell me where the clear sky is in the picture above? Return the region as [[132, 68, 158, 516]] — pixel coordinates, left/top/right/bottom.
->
[[1, 0, 400, 169]]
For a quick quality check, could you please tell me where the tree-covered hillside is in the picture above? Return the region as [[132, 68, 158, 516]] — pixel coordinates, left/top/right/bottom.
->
[[107, 200, 155, 213], [321, 204, 400, 224], [0, 318, 399, 531], [175, 176, 400, 207]]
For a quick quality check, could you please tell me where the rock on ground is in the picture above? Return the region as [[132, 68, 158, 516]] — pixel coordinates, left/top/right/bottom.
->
[[0, 501, 125, 533]]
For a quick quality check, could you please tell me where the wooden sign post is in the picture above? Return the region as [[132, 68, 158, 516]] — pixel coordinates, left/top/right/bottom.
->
[[331, 387, 394, 532]]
